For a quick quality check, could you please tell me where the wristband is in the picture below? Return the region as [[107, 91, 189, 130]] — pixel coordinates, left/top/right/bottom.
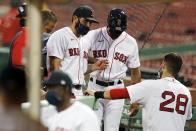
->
[[110, 88, 129, 99], [94, 91, 104, 99]]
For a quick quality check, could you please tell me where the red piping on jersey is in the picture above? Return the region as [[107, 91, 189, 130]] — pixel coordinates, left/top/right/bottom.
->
[[77, 41, 81, 84], [94, 30, 102, 52], [110, 88, 130, 99], [66, 27, 81, 84], [108, 33, 127, 81], [78, 56, 81, 84], [93, 30, 103, 80], [101, 27, 111, 81]]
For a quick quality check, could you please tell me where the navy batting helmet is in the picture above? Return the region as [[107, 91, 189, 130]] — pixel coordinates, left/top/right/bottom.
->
[[107, 8, 127, 32]]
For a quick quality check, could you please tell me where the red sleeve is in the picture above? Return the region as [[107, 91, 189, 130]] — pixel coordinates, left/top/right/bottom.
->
[[12, 28, 26, 66], [12, 36, 23, 65], [109, 88, 130, 99]]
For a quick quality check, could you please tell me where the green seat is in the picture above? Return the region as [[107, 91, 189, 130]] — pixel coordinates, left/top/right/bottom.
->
[[185, 106, 196, 131], [120, 103, 143, 131], [191, 106, 196, 121]]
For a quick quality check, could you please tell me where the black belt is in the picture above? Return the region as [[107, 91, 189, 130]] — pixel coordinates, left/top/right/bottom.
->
[[73, 85, 82, 90], [90, 77, 122, 87]]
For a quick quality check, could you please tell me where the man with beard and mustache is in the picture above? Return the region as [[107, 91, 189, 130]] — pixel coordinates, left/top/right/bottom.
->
[[47, 5, 108, 97], [83, 8, 141, 131], [86, 53, 192, 131]]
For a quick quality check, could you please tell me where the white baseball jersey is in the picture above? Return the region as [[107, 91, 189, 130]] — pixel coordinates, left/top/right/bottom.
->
[[45, 101, 100, 131], [85, 27, 140, 131], [127, 77, 192, 131], [47, 27, 90, 85], [83, 27, 140, 81]]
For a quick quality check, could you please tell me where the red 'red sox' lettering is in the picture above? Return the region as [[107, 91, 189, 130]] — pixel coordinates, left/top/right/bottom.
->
[[69, 48, 80, 56], [93, 50, 107, 58], [114, 52, 128, 64], [83, 51, 88, 59]]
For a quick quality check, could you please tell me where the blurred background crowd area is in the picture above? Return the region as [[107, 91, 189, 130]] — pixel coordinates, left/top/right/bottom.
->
[[0, 0, 195, 87]]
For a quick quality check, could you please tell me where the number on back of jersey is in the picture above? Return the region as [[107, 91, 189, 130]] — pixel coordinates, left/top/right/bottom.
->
[[159, 91, 188, 115]]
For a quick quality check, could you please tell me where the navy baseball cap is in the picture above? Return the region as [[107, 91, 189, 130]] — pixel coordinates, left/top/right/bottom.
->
[[0, 66, 26, 92], [16, 3, 27, 18], [73, 5, 99, 23], [45, 71, 73, 89]]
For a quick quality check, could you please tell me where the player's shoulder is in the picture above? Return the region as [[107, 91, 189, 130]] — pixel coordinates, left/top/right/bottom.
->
[[128, 79, 156, 89], [124, 32, 138, 46], [48, 27, 69, 43], [140, 79, 158, 86], [139, 79, 164, 89], [74, 101, 94, 112], [177, 81, 191, 95], [85, 27, 102, 38], [74, 101, 97, 117], [125, 33, 137, 42], [82, 27, 102, 43], [175, 82, 192, 99], [50, 27, 68, 37], [160, 77, 191, 94]]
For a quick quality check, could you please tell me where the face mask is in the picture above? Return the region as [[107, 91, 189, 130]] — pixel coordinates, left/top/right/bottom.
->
[[46, 91, 62, 107], [108, 27, 123, 39], [75, 20, 90, 36], [19, 18, 26, 27]]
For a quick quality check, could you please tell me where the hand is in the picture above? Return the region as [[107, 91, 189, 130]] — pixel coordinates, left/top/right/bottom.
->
[[84, 88, 95, 96], [128, 103, 140, 117], [40, 89, 46, 100], [92, 59, 109, 71]]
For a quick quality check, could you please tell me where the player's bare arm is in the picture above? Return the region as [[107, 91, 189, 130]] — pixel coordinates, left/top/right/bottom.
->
[[123, 67, 141, 86], [88, 56, 98, 64], [123, 67, 141, 116], [49, 56, 61, 71], [85, 59, 109, 75]]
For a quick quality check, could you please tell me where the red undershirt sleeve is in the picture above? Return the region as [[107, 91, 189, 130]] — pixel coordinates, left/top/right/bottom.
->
[[109, 88, 130, 99]]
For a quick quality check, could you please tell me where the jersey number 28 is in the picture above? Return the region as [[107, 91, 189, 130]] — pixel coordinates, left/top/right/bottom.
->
[[159, 91, 188, 115]]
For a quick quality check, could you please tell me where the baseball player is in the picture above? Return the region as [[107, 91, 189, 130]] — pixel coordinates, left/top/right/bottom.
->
[[44, 71, 100, 131], [41, 10, 57, 77], [86, 53, 192, 131], [46, 5, 107, 97], [0, 66, 47, 131], [83, 8, 141, 131]]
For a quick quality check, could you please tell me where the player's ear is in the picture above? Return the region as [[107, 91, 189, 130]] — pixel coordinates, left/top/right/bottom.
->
[[72, 15, 78, 23], [162, 61, 167, 71]]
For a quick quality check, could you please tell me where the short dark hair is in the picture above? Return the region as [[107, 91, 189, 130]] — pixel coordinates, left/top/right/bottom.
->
[[41, 10, 57, 26], [164, 53, 183, 77], [0, 66, 27, 104]]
